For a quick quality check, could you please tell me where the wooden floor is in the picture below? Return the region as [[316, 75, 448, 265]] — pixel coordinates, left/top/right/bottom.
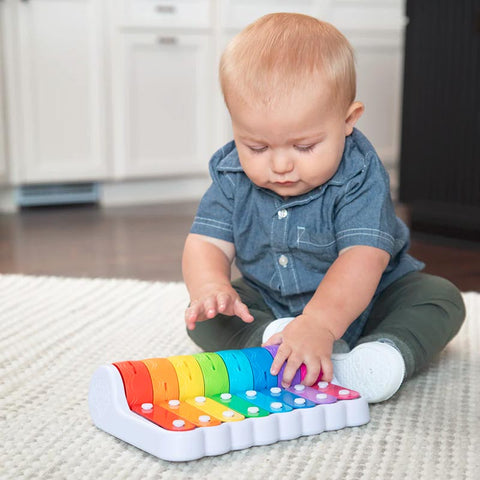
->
[[1, 201, 479, 291]]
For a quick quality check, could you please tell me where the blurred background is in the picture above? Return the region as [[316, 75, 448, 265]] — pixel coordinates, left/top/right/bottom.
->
[[0, 0, 478, 289]]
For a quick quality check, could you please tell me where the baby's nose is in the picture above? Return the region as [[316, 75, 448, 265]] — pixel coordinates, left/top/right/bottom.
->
[[271, 153, 294, 174]]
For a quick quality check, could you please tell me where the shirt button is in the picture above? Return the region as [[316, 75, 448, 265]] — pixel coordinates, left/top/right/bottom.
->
[[277, 209, 288, 219], [278, 255, 289, 267]]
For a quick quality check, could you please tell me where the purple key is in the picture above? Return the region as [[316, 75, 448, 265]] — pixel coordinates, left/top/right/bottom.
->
[[286, 384, 337, 404]]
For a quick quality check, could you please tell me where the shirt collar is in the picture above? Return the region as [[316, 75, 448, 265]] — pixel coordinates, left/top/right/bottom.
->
[[215, 141, 244, 172]]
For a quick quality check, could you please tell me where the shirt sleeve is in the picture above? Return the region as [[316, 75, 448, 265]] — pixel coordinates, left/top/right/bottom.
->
[[333, 151, 398, 255], [190, 153, 236, 243]]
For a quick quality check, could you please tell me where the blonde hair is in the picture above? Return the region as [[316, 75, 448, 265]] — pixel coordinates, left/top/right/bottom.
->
[[220, 13, 356, 110]]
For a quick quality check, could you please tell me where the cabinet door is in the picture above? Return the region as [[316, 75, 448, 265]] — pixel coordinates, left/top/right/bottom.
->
[[111, 32, 213, 178], [0, 1, 7, 182], [6, 0, 108, 183]]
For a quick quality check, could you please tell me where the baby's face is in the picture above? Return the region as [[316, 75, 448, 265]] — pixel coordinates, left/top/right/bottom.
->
[[229, 88, 362, 198]]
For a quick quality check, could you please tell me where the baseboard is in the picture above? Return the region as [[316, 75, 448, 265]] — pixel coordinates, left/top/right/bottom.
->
[[0, 176, 211, 212], [0, 186, 16, 212], [100, 176, 211, 207]]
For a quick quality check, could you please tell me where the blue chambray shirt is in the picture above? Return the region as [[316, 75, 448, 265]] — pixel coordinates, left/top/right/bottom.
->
[[191, 129, 424, 346]]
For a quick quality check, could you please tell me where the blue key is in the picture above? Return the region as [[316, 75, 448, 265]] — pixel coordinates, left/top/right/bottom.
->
[[265, 386, 316, 409], [242, 347, 278, 390], [236, 388, 292, 413]]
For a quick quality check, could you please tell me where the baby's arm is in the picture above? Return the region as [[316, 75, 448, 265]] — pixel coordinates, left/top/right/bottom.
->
[[264, 245, 390, 387], [182, 233, 254, 330]]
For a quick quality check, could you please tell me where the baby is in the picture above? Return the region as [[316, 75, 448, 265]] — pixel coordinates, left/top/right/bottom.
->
[[182, 13, 465, 402]]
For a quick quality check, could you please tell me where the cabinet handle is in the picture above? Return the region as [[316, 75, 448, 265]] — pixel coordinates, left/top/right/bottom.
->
[[157, 36, 178, 45], [155, 4, 176, 14]]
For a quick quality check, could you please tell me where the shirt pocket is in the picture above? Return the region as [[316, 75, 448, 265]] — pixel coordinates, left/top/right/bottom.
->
[[294, 226, 338, 268]]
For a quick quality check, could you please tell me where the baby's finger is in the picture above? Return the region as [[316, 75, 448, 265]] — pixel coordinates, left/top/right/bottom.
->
[[281, 356, 302, 388], [320, 357, 334, 383], [203, 296, 218, 319], [233, 299, 254, 323], [185, 304, 200, 330], [216, 292, 231, 313], [270, 344, 290, 376], [301, 361, 321, 387]]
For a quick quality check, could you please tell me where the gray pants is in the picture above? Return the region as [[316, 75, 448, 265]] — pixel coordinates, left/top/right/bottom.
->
[[187, 272, 465, 379]]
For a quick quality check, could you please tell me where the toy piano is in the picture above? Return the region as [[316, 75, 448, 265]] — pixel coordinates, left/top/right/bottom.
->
[[88, 345, 369, 461]]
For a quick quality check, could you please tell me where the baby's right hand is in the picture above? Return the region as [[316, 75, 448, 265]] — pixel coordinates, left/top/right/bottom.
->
[[185, 284, 254, 330]]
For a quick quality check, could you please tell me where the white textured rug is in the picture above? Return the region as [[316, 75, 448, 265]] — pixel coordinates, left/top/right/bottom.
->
[[1, 275, 479, 480]]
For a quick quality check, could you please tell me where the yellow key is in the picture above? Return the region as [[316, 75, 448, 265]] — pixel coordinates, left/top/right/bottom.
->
[[186, 395, 245, 422], [168, 355, 204, 400]]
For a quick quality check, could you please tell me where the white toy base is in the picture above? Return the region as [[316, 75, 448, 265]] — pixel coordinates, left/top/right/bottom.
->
[[88, 365, 370, 462]]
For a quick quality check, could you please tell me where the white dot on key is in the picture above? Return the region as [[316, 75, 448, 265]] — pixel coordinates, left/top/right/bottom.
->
[[246, 390, 257, 397], [220, 393, 232, 400], [294, 398, 306, 405], [294, 384, 305, 391], [172, 419, 185, 428], [195, 396, 206, 403], [271, 402, 283, 410], [270, 387, 281, 394], [247, 406, 259, 414], [317, 381, 329, 389], [168, 399, 180, 407], [339, 389, 350, 395], [223, 410, 235, 418], [141, 402, 153, 411], [198, 415, 210, 423], [316, 393, 328, 400]]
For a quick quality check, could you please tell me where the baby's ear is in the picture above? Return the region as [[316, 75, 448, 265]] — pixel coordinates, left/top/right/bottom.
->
[[344, 101, 364, 135]]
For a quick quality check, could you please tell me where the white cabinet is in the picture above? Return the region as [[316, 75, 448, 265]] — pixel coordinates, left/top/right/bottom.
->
[[3, 0, 108, 184], [0, 0, 406, 206], [0, 1, 7, 183], [111, 32, 213, 178]]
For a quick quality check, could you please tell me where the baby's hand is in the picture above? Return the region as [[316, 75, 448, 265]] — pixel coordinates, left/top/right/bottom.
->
[[263, 313, 336, 388], [185, 284, 254, 330]]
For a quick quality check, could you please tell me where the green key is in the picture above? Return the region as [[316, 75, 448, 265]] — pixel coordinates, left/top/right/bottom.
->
[[210, 392, 270, 418], [193, 352, 229, 397]]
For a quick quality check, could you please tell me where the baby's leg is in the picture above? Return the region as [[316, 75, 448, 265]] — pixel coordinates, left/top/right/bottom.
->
[[358, 272, 466, 379], [186, 277, 276, 352]]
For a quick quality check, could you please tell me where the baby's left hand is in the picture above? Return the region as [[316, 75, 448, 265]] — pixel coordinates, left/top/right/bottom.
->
[[262, 313, 336, 388]]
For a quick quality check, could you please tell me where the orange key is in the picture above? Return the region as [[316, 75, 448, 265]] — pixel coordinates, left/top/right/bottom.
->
[[160, 399, 222, 428], [142, 357, 179, 403]]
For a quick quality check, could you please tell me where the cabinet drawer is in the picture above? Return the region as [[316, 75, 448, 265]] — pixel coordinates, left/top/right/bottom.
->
[[119, 0, 211, 29], [222, 0, 318, 30]]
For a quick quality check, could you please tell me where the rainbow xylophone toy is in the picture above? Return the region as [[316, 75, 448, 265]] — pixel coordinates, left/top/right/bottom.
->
[[88, 345, 370, 461]]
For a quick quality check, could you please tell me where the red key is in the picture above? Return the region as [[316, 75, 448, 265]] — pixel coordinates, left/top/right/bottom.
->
[[314, 381, 360, 400], [131, 402, 196, 431]]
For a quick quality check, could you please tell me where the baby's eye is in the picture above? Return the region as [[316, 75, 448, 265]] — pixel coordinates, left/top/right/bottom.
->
[[294, 144, 316, 153], [248, 145, 268, 154]]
